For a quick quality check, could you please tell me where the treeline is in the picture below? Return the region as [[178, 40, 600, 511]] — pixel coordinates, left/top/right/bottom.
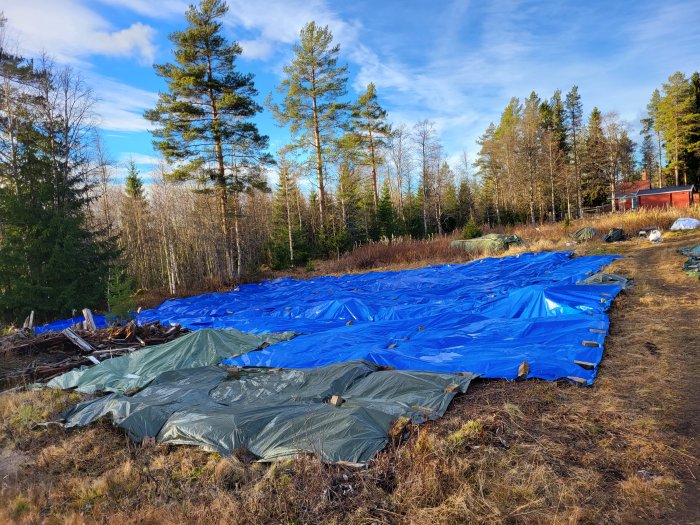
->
[[1, 0, 699, 323], [473, 74, 700, 225]]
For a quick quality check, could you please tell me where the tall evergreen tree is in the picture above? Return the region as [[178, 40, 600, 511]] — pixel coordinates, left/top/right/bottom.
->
[[376, 180, 395, 238], [474, 123, 502, 225], [565, 86, 583, 216], [641, 89, 664, 187], [540, 90, 567, 220], [657, 72, 698, 185], [145, 0, 269, 280], [688, 72, 700, 183], [269, 21, 348, 230], [348, 83, 390, 210], [581, 107, 607, 205], [520, 91, 542, 224], [124, 159, 145, 200], [640, 131, 657, 179], [0, 35, 114, 323]]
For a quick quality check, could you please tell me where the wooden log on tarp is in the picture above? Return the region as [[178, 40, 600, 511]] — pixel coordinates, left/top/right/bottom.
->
[[62, 328, 95, 353]]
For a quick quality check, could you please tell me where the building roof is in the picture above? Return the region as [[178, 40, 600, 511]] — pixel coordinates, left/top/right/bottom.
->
[[614, 180, 651, 199], [637, 185, 696, 196]]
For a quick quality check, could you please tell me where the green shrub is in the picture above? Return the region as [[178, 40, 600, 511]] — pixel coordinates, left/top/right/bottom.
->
[[462, 218, 482, 239]]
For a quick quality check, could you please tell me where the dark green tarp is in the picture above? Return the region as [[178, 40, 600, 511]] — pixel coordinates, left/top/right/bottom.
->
[[450, 234, 523, 253], [45, 328, 294, 394], [679, 244, 700, 278], [603, 228, 625, 243], [577, 273, 632, 289], [60, 361, 477, 464], [571, 227, 597, 242]]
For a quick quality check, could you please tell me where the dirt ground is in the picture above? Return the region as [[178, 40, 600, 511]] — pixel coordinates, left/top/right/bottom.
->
[[0, 230, 698, 524]]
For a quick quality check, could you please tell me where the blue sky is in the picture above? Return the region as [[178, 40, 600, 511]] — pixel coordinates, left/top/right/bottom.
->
[[1, 0, 699, 181]]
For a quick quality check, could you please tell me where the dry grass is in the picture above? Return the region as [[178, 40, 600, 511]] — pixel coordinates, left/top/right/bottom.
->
[[1, 208, 699, 524], [318, 206, 700, 275]]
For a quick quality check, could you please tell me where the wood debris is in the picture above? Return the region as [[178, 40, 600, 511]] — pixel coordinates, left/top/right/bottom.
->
[[0, 321, 189, 390]]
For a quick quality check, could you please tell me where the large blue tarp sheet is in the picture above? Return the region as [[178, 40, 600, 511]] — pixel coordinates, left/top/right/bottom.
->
[[36, 252, 622, 384]]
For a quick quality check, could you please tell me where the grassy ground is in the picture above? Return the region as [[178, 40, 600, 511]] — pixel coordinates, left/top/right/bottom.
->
[[0, 209, 698, 524]]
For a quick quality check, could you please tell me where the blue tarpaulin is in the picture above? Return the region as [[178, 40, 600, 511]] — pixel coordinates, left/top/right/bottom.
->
[[36, 252, 622, 384], [35, 314, 108, 334]]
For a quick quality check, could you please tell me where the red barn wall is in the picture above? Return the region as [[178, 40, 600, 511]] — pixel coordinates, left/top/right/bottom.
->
[[639, 191, 692, 209]]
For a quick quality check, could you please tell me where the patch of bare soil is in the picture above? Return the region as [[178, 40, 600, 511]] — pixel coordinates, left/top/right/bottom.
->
[[0, 232, 697, 524]]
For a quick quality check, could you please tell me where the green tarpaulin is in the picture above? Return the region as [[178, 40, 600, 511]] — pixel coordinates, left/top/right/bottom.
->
[[577, 273, 632, 289], [603, 228, 625, 243], [450, 234, 523, 253], [60, 361, 477, 464], [571, 227, 597, 242], [679, 244, 700, 278], [45, 328, 294, 394]]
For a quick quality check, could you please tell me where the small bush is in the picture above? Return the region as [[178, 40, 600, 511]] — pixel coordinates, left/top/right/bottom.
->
[[462, 219, 482, 240]]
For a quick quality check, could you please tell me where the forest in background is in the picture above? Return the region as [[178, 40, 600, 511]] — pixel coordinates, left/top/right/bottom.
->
[[1, 0, 699, 324]]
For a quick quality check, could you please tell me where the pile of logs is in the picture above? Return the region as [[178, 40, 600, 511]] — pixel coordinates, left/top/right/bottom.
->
[[0, 320, 189, 390]]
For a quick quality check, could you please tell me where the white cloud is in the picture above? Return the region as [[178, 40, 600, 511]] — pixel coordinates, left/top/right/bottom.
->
[[118, 152, 161, 166], [223, 0, 359, 60], [87, 74, 158, 132], [0, 0, 158, 64]]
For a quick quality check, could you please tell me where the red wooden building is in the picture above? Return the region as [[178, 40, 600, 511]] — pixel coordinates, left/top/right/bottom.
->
[[614, 179, 651, 211], [614, 169, 697, 210], [637, 185, 697, 209]]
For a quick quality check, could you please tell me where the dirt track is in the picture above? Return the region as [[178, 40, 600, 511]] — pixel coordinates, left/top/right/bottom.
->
[[604, 232, 699, 523]]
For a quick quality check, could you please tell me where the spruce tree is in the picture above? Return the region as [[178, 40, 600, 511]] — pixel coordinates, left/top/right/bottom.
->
[[0, 40, 114, 323], [376, 181, 395, 238], [124, 159, 145, 200], [640, 131, 657, 178], [581, 108, 607, 205]]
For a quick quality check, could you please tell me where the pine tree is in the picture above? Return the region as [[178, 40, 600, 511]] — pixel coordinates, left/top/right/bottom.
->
[[145, 0, 269, 280], [687, 72, 700, 183], [520, 91, 542, 224], [268, 22, 348, 230], [474, 123, 501, 225], [336, 158, 366, 245], [348, 83, 390, 210], [657, 72, 698, 185], [565, 86, 583, 216]]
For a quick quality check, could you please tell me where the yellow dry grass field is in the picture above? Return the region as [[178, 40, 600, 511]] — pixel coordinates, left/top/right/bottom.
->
[[0, 208, 699, 525]]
